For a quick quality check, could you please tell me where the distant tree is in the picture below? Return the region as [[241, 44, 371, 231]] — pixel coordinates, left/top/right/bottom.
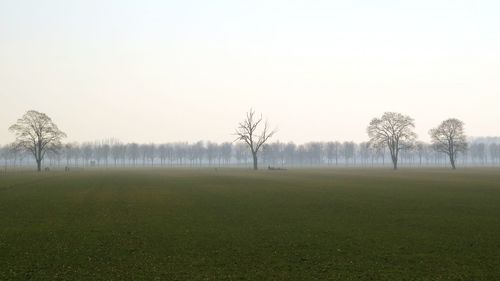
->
[[325, 142, 336, 165], [261, 144, 271, 165], [158, 144, 167, 166], [429, 118, 468, 169], [63, 143, 74, 166], [470, 142, 486, 165], [127, 143, 140, 165], [70, 143, 82, 166], [206, 142, 218, 166], [220, 142, 233, 166], [111, 143, 123, 166], [0, 146, 6, 166], [268, 142, 285, 166], [297, 144, 307, 165], [191, 141, 205, 166], [367, 112, 416, 170], [359, 142, 371, 166], [173, 142, 188, 166], [139, 144, 148, 165], [271, 141, 286, 166], [81, 143, 93, 166], [343, 141, 355, 165], [414, 141, 428, 167], [101, 143, 111, 166], [234, 143, 250, 166], [145, 143, 156, 166], [234, 109, 276, 170], [284, 142, 297, 166], [93, 142, 105, 166], [9, 110, 66, 171], [6, 143, 22, 167], [490, 143, 500, 164], [305, 142, 323, 165]]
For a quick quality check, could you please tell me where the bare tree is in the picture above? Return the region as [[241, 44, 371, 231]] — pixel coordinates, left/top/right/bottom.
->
[[9, 110, 66, 171], [415, 141, 428, 167], [367, 112, 416, 170], [81, 143, 93, 166], [145, 143, 156, 166], [127, 143, 140, 165], [325, 142, 336, 165], [158, 144, 167, 166], [63, 143, 75, 167], [111, 143, 124, 166], [343, 141, 356, 166], [305, 142, 323, 165], [220, 142, 233, 166], [234, 109, 276, 170], [429, 118, 467, 169], [206, 141, 218, 166], [191, 141, 205, 166], [101, 143, 111, 167], [284, 142, 297, 166], [234, 143, 250, 166]]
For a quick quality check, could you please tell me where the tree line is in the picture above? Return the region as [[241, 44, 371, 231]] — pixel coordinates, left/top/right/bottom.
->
[[2, 138, 500, 170], [4, 110, 500, 171]]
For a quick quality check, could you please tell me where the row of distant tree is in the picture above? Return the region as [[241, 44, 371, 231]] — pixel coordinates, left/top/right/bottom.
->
[[5, 110, 499, 171], [2, 138, 500, 169]]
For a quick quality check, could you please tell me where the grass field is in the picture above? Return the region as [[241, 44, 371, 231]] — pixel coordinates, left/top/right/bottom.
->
[[0, 168, 499, 280]]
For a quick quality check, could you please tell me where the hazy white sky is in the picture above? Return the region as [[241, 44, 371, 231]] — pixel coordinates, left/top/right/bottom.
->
[[1, 0, 499, 144]]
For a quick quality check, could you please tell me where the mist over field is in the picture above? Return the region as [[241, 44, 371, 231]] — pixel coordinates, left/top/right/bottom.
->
[[1, 1, 500, 280]]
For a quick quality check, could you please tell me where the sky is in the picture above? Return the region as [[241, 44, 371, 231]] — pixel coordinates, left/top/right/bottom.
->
[[1, 0, 499, 144]]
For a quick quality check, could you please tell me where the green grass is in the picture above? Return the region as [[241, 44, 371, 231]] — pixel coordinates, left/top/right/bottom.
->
[[0, 168, 499, 280]]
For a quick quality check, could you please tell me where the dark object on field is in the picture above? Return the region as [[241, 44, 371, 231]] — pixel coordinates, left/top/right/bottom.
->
[[44, 167, 50, 172], [268, 165, 287, 171], [65, 166, 70, 172]]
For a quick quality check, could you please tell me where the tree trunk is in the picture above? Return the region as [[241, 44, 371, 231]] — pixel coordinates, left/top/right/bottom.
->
[[449, 155, 456, 170], [252, 152, 258, 170], [391, 155, 398, 170], [37, 159, 42, 172]]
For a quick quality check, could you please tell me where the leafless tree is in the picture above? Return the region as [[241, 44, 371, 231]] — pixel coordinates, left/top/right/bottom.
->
[[343, 141, 356, 165], [415, 141, 428, 167], [127, 143, 140, 165], [367, 112, 416, 170], [101, 143, 111, 167], [9, 110, 66, 171], [206, 141, 218, 166], [429, 118, 467, 169], [81, 143, 93, 166], [234, 143, 250, 166], [63, 143, 75, 166], [111, 143, 124, 166], [158, 144, 167, 166], [145, 143, 156, 166], [191, 141, 205, 166], [220, 142, 233, 166], [325, 142, 337, 165], [305, 142, 323, 165], [284, 142, 297, 166], [234, 109, 277, 170]]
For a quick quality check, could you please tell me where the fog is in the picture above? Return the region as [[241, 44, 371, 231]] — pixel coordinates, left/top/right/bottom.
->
[[1, 0, 499, 145]]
